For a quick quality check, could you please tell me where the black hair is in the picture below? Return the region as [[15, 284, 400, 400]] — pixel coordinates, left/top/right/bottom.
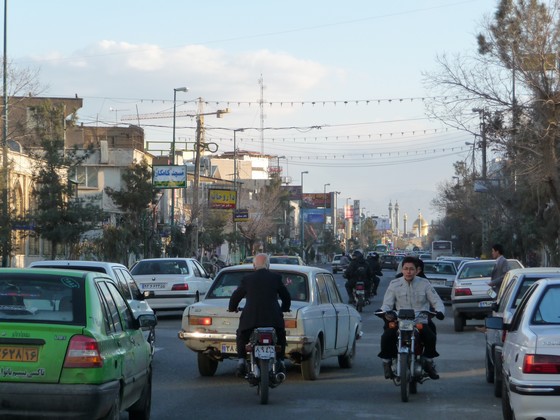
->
[[492, 244, 504, 255], [402, 256, 416, 266]]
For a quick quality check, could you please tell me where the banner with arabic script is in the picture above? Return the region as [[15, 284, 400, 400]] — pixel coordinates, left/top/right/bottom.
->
[[152, 165, 186, 188], [208, 189, 237, 209]]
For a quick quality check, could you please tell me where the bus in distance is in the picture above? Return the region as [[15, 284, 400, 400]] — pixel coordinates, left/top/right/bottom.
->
[[373, 244, 389, 255], [431, 240, 453, 259]]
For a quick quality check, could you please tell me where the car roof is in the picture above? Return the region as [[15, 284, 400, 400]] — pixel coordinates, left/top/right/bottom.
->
[[220, 263, 330, 275], [505, 267, 560, 276], [29, 260, 126, 269], [2, 267, 112, 280]]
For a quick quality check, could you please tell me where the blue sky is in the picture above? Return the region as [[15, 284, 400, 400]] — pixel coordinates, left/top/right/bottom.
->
[[9, 0, 497, 225]]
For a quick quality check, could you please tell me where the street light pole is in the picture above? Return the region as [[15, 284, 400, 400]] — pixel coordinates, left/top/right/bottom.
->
[[233, 128, 244, 243], [345, 197, 352, 252], [323, 183, 330, 242], [170, 86, 188, 227], [300, 171, 308, 261]]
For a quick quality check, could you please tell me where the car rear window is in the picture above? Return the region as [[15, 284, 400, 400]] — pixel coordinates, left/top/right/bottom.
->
[[131, 260, 190, 275], [207, 271, 309, 302], [270, 257, 299, 265], [0, 273, 86, 325], [459, 263, 495, 279], [532, 285, 560, 324]]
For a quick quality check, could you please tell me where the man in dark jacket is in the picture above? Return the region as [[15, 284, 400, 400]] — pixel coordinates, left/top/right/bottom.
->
[[229, 253, 291, 377], [366, 252, 383, 296], [344, 249, 374, 303]]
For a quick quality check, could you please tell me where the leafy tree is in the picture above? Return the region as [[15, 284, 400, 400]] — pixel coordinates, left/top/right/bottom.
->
[[29, 101, 101, 259], [104, 158, 162, 263]]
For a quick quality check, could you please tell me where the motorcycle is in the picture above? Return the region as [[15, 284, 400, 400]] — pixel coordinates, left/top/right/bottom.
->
[[376, 309, 438, 402], [241, 327, 286, 405], [353, 280, 367, 312]]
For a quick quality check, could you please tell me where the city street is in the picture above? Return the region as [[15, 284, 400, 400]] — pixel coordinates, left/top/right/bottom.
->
[[143, 269, 502, 420]]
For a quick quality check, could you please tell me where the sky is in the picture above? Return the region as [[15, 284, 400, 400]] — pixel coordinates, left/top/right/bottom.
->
[[8, 0, 498, 225]]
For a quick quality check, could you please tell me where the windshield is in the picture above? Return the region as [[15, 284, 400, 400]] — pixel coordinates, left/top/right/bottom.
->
[[423, 262, 456, 275], [207, 270, 309, 302], [131, 260, 190, 275], [458, 262, 496, 279], [532, 285, 560, 324]]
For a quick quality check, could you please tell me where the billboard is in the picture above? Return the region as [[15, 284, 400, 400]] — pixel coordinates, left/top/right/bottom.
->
[[353, 200, 360, 224], [282, 185, 302, 201], [302, 208, 326, 223], [152, 165, 186, 188], [302, 193, 331, 208], [233, 209, 249, 222], [208, 189, 237, 209]]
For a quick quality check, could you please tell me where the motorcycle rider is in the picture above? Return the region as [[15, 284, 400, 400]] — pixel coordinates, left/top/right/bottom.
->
[[344, 249, 374, 304], [366, 252, 383, 296], [228, 253, 291, 377], [377, 256, 445, 380]]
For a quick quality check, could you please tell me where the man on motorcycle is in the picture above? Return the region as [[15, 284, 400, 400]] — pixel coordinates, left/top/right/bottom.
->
[[366, 252, 383, 296], [377, 256, 445, 380], [228, 253, 291, 377], [344, 249, 374, 304]]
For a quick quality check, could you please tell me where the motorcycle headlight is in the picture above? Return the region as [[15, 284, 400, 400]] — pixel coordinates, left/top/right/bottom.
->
[[398, 319, 415, 331]]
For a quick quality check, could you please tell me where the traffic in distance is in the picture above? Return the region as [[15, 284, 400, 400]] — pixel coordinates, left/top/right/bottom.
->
[[1, 245, 558, 419]]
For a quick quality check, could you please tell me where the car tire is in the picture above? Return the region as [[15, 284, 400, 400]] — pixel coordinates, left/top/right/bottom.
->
[[493, 353, 503, 398], [501, 377, 513, 420], [129, 367, 152, 420], [148, 327, 156, 357], [302, 340, 321, 380], [338, 333, 356, 369], [102, 391, 121, 420], [197, 353, 219, 377], [453, 311, 465, 332], [485, 348, 494, 383]]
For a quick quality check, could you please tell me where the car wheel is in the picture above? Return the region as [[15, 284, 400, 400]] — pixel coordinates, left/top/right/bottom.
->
[[501, 378, 513, 420], [453, 311, 465, 332], [485, 348, 494, 383], [197, 353, 219, 376], [102, 391, 121, 420], [493, 353, 502, 398], [129, 367, 152, 420], [301, 340, 321, 380], [148, 327, 156, 357], [338, 333, 356, 369]]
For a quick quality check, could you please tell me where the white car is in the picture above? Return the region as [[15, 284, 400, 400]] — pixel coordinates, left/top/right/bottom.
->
[[130, 258, 213, 310], [486, 278, 560, 420], [422, 259, 457, 303], [484, 267, 560, 398], [29, 260, 157, 353], [451, 259, 523, 332], [178, 264, 362, 380]]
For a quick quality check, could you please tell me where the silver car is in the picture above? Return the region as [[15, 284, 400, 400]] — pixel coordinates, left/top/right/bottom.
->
[[486, 278, 560, 420], [178, 264, 362, 380]]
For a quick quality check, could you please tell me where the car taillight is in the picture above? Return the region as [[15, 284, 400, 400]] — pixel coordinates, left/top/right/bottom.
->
[[64, 335, 103, 368], [258, 331, 274, 344], [523, 354, 560, 374], [454, 288, 472, 296], [355, 284, 365, 290], [189, 316, 212, 326], [172, 283, 189, 291], [285, 319, 297, 328]]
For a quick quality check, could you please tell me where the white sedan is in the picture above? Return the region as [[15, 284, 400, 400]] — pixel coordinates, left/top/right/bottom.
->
[[486, 278, 560, 420], [178, 264, 362, 380]]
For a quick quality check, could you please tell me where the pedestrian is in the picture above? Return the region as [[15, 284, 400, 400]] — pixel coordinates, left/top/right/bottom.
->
[[488, 243, 508, 294]]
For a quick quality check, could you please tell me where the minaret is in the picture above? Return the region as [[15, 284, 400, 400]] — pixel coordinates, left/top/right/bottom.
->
[[403, 213, 408, 235], [394, 201, 400, 236], [388, 201, 393, 231]]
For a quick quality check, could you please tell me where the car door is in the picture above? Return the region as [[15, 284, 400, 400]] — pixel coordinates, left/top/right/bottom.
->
[[315, 273, 338, 356], [97, 280, 147, 408], [323, 273, 350, 352]]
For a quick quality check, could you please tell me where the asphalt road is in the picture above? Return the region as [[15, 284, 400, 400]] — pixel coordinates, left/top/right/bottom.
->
[[141, 268, 502, 420]]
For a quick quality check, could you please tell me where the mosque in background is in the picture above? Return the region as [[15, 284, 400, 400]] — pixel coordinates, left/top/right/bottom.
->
[[388, 200, 429, 238]]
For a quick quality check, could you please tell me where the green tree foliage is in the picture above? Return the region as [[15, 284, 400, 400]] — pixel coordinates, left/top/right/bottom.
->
[[29, 101, 101, 259], [104, 158, 162, 263], [425, 0, 560, 263]]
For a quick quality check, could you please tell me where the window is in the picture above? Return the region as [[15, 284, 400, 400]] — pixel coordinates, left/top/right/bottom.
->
[[97, 281, 123, 333], [324, 275, 342, 304], [69, 166, 98, 188], [533, 285, 560, 324], [316, 274, 330, 304]]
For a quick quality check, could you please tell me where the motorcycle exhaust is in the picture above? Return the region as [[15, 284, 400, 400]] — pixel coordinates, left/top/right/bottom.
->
[[275, 372, 286, 383]]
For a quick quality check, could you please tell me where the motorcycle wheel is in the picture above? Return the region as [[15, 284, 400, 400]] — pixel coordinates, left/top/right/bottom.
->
[[399, 354, 410, 402], [258, 358, 270, 405], [356, 297, 364, 313]]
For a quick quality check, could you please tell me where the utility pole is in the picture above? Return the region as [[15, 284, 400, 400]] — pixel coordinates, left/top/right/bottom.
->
[[474, 108, 489, 256], [2, 0, 9, 267]]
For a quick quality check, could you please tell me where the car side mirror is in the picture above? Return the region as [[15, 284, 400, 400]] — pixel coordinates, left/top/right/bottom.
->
[[143, 290, 155, 299], [485, 316, 503, 330]]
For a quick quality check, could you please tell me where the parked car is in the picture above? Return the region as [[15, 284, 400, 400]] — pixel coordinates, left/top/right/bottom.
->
[[29, 259, 157, 354], [380, 254, 399, 270], [451, 259, 523, 332], [421, 259, 457, 303], [486, 278, 560, 420], [130, 258, 213, 311], [178, 264, 362, 380], [0, 268, 157, 419], [270, 255, 305, 265], [331, 254, 349, 274], [440, 256, 476, 271], [484, 267, 560, 398]]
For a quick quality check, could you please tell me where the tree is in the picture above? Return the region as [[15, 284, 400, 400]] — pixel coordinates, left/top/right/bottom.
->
[[104, 158, 162, 263], [29, 101, 101, 259], [424, 0, 560, 263]]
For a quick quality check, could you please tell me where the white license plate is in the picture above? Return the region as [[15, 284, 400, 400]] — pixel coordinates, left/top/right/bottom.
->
[[478, 300, 494, 308], [430, 280, 446, 286], [221, 343, 237, 353], [254, 345, 275, 359], [142, 283, 166, 290]]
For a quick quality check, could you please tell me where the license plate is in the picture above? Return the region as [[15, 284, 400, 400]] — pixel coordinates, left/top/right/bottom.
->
[[0, 345, 39, 362], [430, 280, 446, 286], [142, 283, 166, 290], [221, 343, 237, 353], [478, 300, 494, 308], [254, 345, 275, 359]]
